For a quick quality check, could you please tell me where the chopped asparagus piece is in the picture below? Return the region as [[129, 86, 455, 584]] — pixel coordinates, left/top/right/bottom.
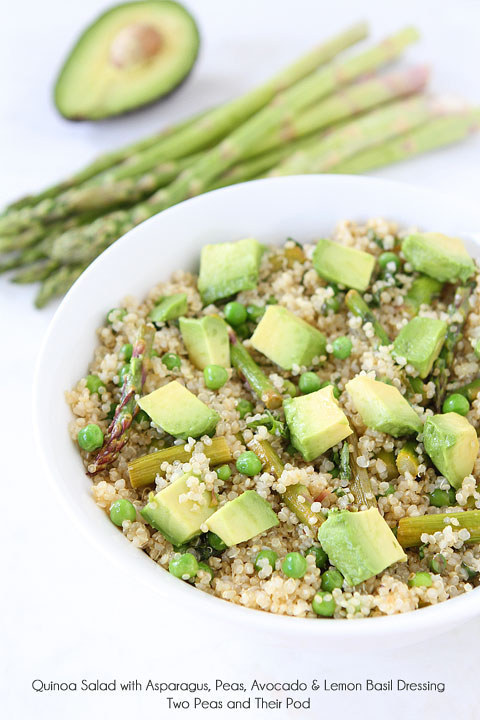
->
[[376, 449, 398, 480], [348, 430, 377, 509], [128, 436, 233, 488], [405, 275, 443, 315], [345, 290, 390, 345], [397, 511, 480, 548], [229, 333, 282, 409], [455, 377, 480, 403]]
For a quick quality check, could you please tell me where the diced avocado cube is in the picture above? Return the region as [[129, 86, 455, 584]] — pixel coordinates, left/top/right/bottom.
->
[[205, 490, 278, 546], [402, 232, 475, 283], [179, 315, 230, 369], [148, 293, 187, 323], [312, 237, 375, 292], [138, 381, 219, 439], [423, 413, 479, 488], [141, 472, 217, 545], [198, 238, 264, 304], [284, 385, 352, 462], [393, 316, 447, 378], [140, 473, 217, 545], [250, 305, 326, 370], [346, 376, 422, 437], [317, 508, 407, 586]]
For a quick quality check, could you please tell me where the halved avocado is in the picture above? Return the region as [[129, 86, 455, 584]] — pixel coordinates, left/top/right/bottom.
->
[[54, 1, 200, 120]]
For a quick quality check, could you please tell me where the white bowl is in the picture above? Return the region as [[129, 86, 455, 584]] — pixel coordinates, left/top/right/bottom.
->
[[34, 175, 480, 650]]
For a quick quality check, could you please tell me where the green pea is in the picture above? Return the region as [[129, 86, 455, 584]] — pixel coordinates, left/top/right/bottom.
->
[[305, 545, 329, 571], [475, 339, 480, 359], [169, 552, 199, 579], [332, 336, 353, 360], [107, 308, 126, 324], [442, 393, 470, 416], [118, 364, 130, 385], [282, 552, 307, 579], [134, 409, 150, 424], [162, 352, 181, 370], [312, 591, 336, 617], [109, 499, 136, 526], [319, 381, 340, 399], [204, 364, 229, 390], [85, 374, 105, 395], [216, 464, 232, 482], [236, 451, 262, 477], [207, 532, 227, 552], [246, 304, 264, 322], [224, 301, 247, 326], [323, 296, 340, 315], [282, 379, 297, 397], [378, 252, 401, 273], [77, 423, 104, 452], [321, 568, 344, 592], [408, 571, 432, 588], [429, 553, 446, 574], [254, 549, 278, 571], [298, 371, 321, 395], [120, 343, 133, 361], [197, 562, 214, 580], [237, 398, 253, 419], [429, 487, 456, 508]]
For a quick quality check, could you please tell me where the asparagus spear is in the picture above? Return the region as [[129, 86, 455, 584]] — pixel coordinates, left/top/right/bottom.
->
[[432, 285, 472, 411], [405, 275, 444, 315], [269, 95, 439, 176], [50, 31, 421, 269], [107, 23, 369, 181], [397, 511, 480, 548], [345, 289, 391, 345], [89, 324, 154, 474], [12, 258, 59, 283], [348, 429, 377, 509], [229, 333, 283, 409], [329, 108, 480, 173], [34, 263, 87, 308], [247, 65, 430, 158], [0, 159, 192, 235], [128, 436, 233, 488], [249, 437, 325, 527], [3, 108, 213, 212], [339, 440, 352, 482]]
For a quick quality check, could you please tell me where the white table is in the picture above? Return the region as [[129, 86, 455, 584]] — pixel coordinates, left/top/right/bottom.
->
[[2, 1, 480, 718]]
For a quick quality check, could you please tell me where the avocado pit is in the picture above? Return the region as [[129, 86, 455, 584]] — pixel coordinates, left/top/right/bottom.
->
[[110, 23, 163, 68]]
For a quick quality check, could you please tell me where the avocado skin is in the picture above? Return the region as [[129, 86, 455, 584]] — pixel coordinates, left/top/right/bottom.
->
[[54, 1, 200, 121]]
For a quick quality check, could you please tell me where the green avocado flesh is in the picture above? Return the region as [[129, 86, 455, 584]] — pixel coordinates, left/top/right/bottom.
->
[[179, 315, 230, 369], [149, 292, 187, 323], [250, 305, 326, 370], [205, 491, 279, 547], [402, 232, 475, 283], [138, 380, 219, 439], [312, 237, 375, 292], [393, 316, 447, 378], [197, 238, 263, 304], [317, 508, 407, 586], [423, 413, 479, 488], [284, 385, 352, 461], [55, 1, 200, 120], [346, 376, 422, 437], [141, 472, 216, 544]]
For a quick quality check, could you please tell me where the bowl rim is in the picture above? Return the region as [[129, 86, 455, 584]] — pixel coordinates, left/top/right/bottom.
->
[[33, 174, 480, 639]]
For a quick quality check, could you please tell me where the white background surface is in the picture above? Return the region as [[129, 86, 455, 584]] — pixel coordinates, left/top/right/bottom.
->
[[1, 1, 480, 718]]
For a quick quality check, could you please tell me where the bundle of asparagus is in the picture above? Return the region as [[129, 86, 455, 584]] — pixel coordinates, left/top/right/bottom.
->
[[1, 22, 479, 307]]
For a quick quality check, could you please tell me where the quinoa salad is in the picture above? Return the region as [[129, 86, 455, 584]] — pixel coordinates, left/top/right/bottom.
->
[[67, 219, 480, 619]]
